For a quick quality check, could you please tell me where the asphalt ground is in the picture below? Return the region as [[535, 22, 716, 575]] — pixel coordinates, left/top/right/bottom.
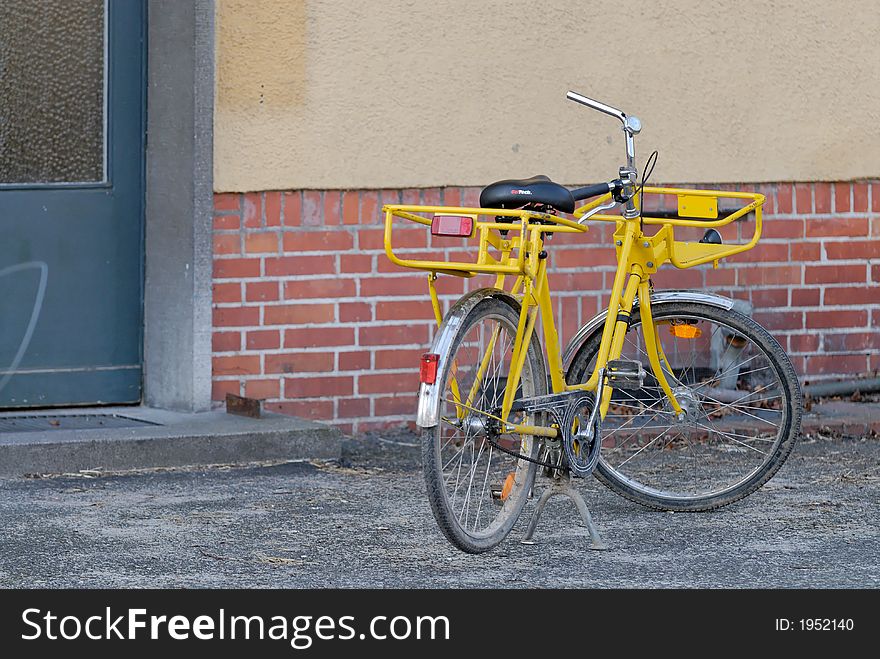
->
[[0, 426, 877, 589]]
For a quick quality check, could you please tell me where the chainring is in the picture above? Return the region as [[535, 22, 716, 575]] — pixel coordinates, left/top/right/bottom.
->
[[561, 394, 601, 477]]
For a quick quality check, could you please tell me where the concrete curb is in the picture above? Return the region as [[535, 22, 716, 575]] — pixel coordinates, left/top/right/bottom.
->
[[0, 407, 341, 477]]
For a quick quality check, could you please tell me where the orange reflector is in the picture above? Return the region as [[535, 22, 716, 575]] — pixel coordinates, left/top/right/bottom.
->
[[500, 473, 515, 501], [670, 324, 701, 339], [420, 353, 439, 384], [431, 214, 475, 237]]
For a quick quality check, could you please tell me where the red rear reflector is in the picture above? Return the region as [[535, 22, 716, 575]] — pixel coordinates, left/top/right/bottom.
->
[[431, 215, 474, 237], [420, 353, 439, 384]]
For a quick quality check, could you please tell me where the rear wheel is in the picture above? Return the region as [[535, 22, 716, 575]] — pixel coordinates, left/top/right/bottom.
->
[[422, 296, 546, 553], [566, 302, 802, 511]]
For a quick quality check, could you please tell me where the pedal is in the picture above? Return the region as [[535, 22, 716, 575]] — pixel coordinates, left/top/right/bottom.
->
[[605, 359, 646, 390]]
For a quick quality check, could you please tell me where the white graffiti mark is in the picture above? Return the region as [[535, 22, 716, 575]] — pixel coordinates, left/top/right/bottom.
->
[[0, 261, 48, 394]]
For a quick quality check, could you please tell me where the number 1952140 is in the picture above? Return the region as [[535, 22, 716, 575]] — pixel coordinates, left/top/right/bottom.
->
[[776, 618, 854, 631]]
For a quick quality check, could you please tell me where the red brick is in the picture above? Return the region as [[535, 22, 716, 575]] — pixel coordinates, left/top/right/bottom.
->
[[264, 255, 336, 276], [788, 333, 819, 353], [361, 228, 426, 251], [873, 183, 880, 212], [736, 265, 800, 286], [554, 247, 617, 268], [360, 276, 427, 297], [323, 190, 341, 226], [285, 327, 354, 349], [824, 240, 880, 260], [704, 267, 735, 287], [213, 258, 261, 280], [807, 217, 868, 237], [285, 376, 353, 398], [461, 187, 481, 208], [213, 282, 241, 304], [214, 214, 239, 230], [214, 193, 241, 213], [730, 242, 789, 263], [750, 288, 788, 308], [213, 355, 261, 376], [755, 184, 776, 216], [401, 189, 420, 205], [776, 184, 793, 214], [283, 191, 302, 227], [264, 303, 335, 325], [790, 242, 820, 261], [374, 348, 428, 370], [823, 332, 880, 352], [360, 190, 380, 225], [804, 264, 865, 285], [814, 183, 831, 214], [243, 192, 262, 228], [374, 395, 417, 416], [285, 278, 355, 300], [265, 191, 281, 227], [359, 372, 419, 394], [339, 254, 374, 274], [823, 286, 880, 306], [338, 302, 372, 322], [338, 351, 371, 371], [442, 187, 462, 206], [245, 379, 280, 400], [244, 232, 279, 254], [805, 310, 867, 329], [650, 268, 704, 289], [266, 399, 334, 420], [422, 188, 442, 206], [872, 265, 880, 284], [763, 218, 804, 239], [246, 330, 280, 350], [380, 189, 401, 206], [213, 234, 240, 255], [852, 183, 869, 213], [213, 306, 259, 327], [804, 354, 869, 376], [357, 419, 412, 433], [834, 183, 851, 213], [548, 271, 603, 292], [338, 397, 370, 418], [342, 190, 359, 225], [359, 324, 429, 346], [266, 352, 333, 374], [282, 230, 353, 252], [302, 190, 322, 226], [795, 183, 812, 214], [265, 191, 282, 227], [375, 300, 434, 321], [246, 281, 279, 302], [753, 310, 802, 331], [791, 288, 820, 307], [212, 380, 240, 401], [212, 331, 241, 352]]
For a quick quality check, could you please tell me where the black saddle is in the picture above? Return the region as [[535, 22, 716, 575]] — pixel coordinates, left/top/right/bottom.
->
[[480, 175, 575, 214]]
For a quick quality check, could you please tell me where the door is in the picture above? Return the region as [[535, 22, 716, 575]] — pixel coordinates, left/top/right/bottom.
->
[[0, 1, 144, 407]]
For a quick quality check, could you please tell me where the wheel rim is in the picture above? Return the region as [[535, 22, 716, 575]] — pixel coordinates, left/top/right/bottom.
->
[[582, 312, 789, 502], [436, 312, 536, 538]]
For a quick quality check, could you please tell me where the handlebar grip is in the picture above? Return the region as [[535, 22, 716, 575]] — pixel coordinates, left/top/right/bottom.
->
[[570, 182, 613, 201]]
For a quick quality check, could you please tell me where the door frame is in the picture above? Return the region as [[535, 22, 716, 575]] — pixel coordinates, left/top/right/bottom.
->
[[143, 0, 214, 411]]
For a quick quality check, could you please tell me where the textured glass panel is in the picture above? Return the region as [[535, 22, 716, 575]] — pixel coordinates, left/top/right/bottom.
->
[[0, 0, 105, 184]]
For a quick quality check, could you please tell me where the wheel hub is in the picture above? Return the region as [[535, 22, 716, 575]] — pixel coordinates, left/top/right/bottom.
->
[[671, 386, 701, 421]]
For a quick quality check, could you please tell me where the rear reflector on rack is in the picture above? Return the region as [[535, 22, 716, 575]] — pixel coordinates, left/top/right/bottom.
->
[[431, 214, 475, 238], [420, 353, 440, 384]]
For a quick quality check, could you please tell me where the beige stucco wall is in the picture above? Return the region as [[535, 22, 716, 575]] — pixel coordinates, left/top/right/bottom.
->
[[215, 0, 880, 192]]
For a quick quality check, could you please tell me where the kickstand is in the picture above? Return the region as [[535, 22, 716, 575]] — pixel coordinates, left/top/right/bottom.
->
[[521, 471, 608, 550]]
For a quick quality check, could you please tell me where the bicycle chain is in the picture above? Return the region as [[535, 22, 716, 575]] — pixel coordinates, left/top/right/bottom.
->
[[483, 434, 566, 470]]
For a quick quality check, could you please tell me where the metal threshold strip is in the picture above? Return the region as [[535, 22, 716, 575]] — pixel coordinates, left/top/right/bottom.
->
[[0, 413, 158, 434]]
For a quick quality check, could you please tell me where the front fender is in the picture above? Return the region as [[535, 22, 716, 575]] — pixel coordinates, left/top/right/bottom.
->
[[561, 290, 738, 373], [416, 288, 527, 429]]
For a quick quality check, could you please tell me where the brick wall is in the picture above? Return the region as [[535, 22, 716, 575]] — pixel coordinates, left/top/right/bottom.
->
[[212, 182, 880, 434]]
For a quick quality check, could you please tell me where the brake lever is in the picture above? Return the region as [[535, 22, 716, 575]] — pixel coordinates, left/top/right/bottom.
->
[[577, 200, 617, 225]]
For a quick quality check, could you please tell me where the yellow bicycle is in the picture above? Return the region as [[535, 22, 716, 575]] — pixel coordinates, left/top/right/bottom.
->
[[383, 91, 802, 553]]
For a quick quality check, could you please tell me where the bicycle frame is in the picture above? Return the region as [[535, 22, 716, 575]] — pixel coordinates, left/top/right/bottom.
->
[[383, 185, 764, 435]]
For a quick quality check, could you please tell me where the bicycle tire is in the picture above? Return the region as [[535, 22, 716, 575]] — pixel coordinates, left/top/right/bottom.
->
[[421, 293, 546, 553], [566, 301, 802, 511]]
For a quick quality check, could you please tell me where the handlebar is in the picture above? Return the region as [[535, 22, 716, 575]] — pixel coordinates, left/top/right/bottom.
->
[[570, 181, 617, 202]]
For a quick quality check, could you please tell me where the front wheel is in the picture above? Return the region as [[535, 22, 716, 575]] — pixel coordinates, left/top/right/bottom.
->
[[566, 301, 802, 511], [421, 294, 546, 553]]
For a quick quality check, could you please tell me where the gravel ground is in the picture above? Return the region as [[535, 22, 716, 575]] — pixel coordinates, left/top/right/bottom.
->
[[0, 429, 877, 588]]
